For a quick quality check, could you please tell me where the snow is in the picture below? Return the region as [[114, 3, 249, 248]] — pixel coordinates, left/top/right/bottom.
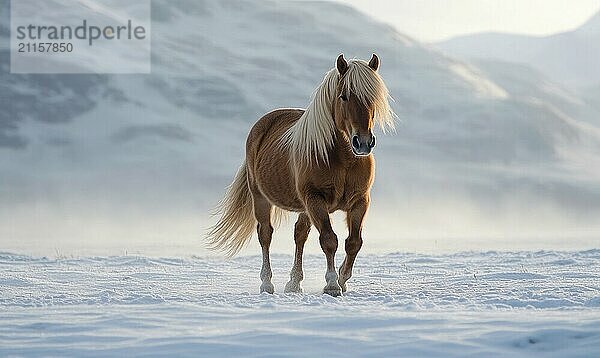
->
[[1, 250, 599, 356], [448, 62, 509, 99]]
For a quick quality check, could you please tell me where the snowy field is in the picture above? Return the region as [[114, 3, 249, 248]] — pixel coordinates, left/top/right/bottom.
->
[[1, 250, 600, 356]]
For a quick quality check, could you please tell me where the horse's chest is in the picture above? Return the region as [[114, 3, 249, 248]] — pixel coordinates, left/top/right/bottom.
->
[[332, 161, 374, 211]]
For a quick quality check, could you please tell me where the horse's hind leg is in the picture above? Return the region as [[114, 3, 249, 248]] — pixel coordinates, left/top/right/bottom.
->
[[338, 197, 368, 293], [284, 213, 311, 293], [251, 190, 275, 294]]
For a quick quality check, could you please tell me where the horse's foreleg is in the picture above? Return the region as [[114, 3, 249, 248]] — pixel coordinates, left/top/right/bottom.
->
[[305, 194, 342, 297], [252, 193, 274, 294], [339, 196, 368, 293], [284, 213, 311, 293]]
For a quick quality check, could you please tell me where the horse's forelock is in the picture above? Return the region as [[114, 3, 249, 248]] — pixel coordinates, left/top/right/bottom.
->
[[342, 60, 396, 132]]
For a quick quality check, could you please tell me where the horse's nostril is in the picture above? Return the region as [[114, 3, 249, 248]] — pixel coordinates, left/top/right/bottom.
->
[[352, 135, 360, 149], [369, 135, 376, 148]]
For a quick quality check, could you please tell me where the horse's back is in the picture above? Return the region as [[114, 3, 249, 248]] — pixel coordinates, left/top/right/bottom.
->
[[246, 108, 305, 212], [246, 108, 303, 153]]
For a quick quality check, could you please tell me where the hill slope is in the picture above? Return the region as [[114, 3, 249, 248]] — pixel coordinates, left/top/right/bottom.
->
[[436, 11, 600, 89]]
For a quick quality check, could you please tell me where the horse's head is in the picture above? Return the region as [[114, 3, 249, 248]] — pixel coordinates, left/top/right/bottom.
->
[[333, 53, 384, 157], [281, 53, 393, 167]]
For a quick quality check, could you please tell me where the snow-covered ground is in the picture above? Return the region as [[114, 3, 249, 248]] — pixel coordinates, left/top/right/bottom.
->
[[1, 250, 599, 356]]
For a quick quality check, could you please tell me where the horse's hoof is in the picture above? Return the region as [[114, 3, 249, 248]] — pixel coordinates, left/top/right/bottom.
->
[[323, 281, 342, 297], [260, 282, 275, 294], [324, 272, 342, 296], [284, 281, 303, 293], [323, 287, 342, 297]]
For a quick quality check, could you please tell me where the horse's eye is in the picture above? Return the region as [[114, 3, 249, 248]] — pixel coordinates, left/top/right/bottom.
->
[[339, 94, 348, 102]]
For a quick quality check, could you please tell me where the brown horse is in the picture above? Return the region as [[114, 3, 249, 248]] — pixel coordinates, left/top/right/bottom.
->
[[207, 54, 394, 296]]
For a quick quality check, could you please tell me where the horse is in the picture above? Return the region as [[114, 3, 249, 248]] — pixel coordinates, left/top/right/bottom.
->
[[207, 54, 395, 296]]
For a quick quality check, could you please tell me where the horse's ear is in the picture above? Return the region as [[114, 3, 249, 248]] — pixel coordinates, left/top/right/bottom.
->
[[368, 53, 380, 71], [336, 54, 348, 76]]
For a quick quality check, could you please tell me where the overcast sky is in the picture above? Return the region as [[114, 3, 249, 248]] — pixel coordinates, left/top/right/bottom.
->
[[329, 0, 600, 42]]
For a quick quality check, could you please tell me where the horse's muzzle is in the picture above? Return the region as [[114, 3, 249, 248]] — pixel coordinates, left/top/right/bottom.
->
[[351, 134, 376, 156]]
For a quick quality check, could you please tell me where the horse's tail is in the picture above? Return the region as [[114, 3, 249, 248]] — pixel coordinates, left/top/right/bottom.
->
[[206, 161, 255, 257]]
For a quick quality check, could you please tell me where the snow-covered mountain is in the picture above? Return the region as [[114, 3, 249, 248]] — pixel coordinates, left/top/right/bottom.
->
[[1, 0, 599, 253], [436, 11, 600, 89]]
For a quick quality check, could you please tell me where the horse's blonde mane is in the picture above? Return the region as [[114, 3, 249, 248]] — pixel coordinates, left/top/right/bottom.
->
[[281, 59, 395, 168]]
